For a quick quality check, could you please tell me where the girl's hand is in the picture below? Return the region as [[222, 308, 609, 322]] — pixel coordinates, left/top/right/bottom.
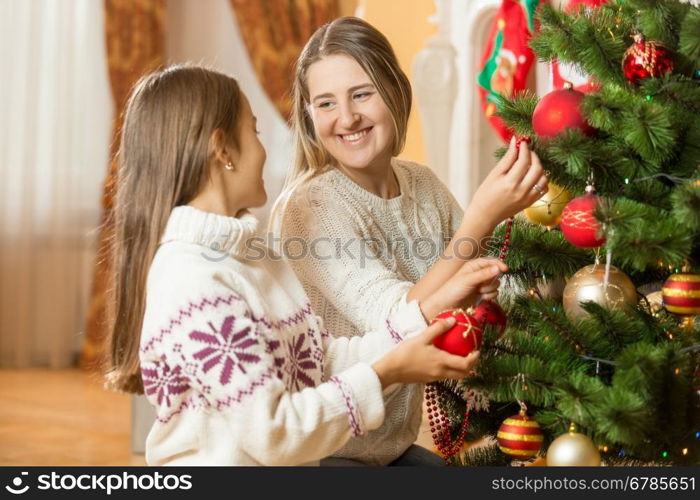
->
[[372, 317, 480, 388], [469, 136, 549, 228], [420, 257, 508, 320]]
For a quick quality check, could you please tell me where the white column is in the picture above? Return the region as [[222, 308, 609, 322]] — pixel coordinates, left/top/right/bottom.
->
[[411, 0, 457, 184]]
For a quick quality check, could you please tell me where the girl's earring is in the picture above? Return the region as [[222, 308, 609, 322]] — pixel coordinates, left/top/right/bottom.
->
[[224, 161, 234, 171]]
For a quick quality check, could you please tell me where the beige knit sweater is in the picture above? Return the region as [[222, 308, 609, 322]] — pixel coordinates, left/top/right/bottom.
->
[[271, 159, 463, 464]]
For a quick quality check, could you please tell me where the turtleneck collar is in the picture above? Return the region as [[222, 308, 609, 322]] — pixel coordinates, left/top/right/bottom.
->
[[160, 205, 259, 258]]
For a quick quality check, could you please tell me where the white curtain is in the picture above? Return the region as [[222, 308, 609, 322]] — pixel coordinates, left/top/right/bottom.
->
[[0, 0, 113, 367]]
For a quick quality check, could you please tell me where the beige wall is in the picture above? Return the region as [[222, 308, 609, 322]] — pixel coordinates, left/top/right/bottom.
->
[[360, 0, 436, 164]]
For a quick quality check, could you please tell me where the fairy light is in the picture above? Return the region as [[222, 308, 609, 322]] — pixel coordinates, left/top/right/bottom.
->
[[682, 448, 689, 456], [674, 368, 681, 375], [528, 288, 537, 297], [662, 451, 669, 458]]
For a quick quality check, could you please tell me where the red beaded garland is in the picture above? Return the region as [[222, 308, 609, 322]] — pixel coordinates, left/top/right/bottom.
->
[[499, 216, 515, 260], [426, 214, 514, 462], [426, 383, 471, 463]]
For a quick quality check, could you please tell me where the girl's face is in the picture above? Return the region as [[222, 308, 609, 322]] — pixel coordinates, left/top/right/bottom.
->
[[227, 94, 267, 209], [306, 54, 395, 173]]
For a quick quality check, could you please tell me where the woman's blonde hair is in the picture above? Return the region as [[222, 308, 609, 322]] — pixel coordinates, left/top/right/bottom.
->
[[105, 65, 242, 393], [286, 16, 412, 188]]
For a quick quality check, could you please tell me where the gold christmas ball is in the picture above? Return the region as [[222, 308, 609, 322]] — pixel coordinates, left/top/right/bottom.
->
[[546, 430, 601, 466], [523, 183, 572, 227], [563, 264, 637, 321]]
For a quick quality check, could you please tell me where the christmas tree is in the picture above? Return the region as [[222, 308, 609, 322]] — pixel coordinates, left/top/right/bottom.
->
[[435, 0, 700, 466]]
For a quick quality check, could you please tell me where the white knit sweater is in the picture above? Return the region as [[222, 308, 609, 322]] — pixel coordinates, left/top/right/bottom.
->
[[139, 205, 429, 466], [271, 159, 463, 463]]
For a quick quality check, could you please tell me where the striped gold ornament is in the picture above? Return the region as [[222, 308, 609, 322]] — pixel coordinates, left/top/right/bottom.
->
[[662, 272, 700, 316], [497, 411, 544, 459]]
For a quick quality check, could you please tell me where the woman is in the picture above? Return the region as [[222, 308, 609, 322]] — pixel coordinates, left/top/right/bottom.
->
[[271, 17, 547, 465]]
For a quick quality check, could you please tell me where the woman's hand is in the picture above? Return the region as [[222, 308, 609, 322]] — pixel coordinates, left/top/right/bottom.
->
[[419, 257, 508, 320], [372, 317, 480, 388], [468, 136, 549, 228]]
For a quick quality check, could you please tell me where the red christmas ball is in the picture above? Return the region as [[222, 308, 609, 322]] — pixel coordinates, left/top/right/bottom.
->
[[431, 309, 483, 356], [622, 34, 674, 86], [560, 190, 606, 248], [662, 272, 700, 317], [532, 84, 595, 139], [497, 411, 544, 459], [473, 300, 507, 337]]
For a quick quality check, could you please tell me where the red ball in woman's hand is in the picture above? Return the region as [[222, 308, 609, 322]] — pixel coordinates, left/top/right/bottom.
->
[[431, 309, 483, 356]]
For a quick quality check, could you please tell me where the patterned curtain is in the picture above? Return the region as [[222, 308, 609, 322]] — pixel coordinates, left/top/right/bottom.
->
[[229, 0, 340, 121], [80, 0, 165, 369]]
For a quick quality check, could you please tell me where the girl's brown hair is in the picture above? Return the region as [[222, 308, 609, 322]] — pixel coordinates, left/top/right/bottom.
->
[[285, 16, 412, 188], [105, 65, 242, 393]]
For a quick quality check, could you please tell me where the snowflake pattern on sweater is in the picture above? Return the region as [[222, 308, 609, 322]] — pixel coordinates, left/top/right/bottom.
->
[[190, 315, 261, 383], [141, 294, 324, 423]]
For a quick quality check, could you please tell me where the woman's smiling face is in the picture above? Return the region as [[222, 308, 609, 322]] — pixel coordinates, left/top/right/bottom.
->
[[305, 54, 395, 173]]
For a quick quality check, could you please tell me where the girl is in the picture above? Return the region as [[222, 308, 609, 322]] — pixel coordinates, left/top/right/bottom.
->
[[105, 65, 506, 466], [270, 17, 548, 465]]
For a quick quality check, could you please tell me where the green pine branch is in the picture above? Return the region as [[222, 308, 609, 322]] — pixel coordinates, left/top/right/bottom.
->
[[448, 0, 700, 466]]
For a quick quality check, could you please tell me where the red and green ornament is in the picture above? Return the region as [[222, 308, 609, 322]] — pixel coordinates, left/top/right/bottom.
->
[[477, 0, 542, 142]]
